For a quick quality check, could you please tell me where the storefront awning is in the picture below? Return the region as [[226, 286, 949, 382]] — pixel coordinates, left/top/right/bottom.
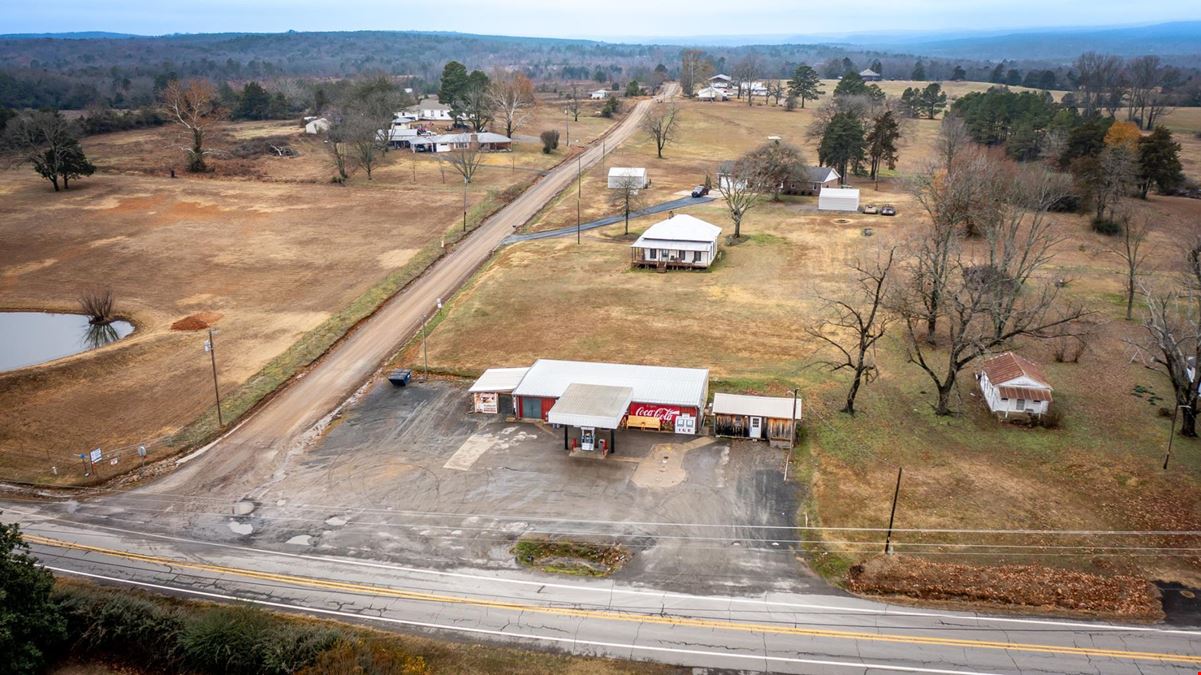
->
[[547, 383, 633, 429]]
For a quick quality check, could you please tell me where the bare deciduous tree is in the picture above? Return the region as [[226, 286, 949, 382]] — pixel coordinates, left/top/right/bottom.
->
[[1134, 243, 1201, 436], [324, 122, 356, 183], [715, 160, 766, 240], [443, 136, 486, 185], [161, 79, 223, 172], [565, 85, 581, 122], [806, 247, 896, 415], [1108, 213, 1151, 321], [733, 54, 761, 106], [641, 103, 680, 159], [489, 71, 535, 138], [609, 174, 646, 235]]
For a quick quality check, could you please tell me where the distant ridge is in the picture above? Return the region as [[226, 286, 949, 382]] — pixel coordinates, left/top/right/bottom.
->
[[0, 31, 140, 40]]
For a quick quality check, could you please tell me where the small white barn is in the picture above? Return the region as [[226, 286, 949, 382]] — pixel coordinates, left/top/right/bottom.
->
[[304, 117, 330, 134], [630, 214, 722, 270], [695, 86, 729, 101], [608, 167, 648, 189], [818, 187, 860, 212], [977, 352, 1053, 418], [590, 89, 610, 100]]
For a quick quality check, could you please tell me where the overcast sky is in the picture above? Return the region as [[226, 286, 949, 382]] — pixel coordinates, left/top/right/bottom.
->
[[2, 0, 1198, 39]]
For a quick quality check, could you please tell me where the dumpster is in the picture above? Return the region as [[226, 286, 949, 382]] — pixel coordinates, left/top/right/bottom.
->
[[387, 369, 413, 387]]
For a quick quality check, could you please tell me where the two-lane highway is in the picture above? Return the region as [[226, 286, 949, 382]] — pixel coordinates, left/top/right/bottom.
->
[[10, 512, 1200, 675]]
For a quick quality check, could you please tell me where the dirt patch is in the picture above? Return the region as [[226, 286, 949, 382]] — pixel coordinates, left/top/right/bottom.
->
[[170, 311, 224, 331], [513, 537, 631, 577], [848, 555, 1163, 621]]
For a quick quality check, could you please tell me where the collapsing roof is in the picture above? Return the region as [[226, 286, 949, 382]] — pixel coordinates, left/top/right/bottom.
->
[[547, 383, 634, 429]]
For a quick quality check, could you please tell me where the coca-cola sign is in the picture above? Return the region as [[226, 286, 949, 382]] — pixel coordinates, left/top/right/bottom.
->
[[629, 404, 688, 422]]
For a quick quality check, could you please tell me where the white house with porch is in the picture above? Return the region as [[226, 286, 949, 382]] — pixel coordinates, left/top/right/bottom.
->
[[630, 214, 722, 270], [977, 352, 1053, 418], [403, 98, 455, 122], [708, 74, 733, 90], [695, 86, 729, 101]]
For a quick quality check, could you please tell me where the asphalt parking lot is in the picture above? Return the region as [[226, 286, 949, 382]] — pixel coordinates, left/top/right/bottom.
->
[[62, 378, 821, 595]]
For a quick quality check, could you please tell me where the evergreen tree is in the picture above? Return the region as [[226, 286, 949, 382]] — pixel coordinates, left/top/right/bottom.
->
[[1005, 69, 1023, 86], [1137, 126, 1185, 198], [951, 65, 967, 81], [438, 61, 469, 105], [819, 111, 866, 180], [866, 110, 901, 181], [0, 521, 66, 674], [786, 64, 824, 108], [235, 81, 272, 120], [990, 63, 1006, 84], [869, 59, 883, 76], [911, 60, 926, 81]]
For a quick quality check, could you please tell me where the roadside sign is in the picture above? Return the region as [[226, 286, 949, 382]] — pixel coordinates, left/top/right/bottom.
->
[[89, 448, 102, 463], [203, 339, 212, 353], [137, 445, 147, 458]]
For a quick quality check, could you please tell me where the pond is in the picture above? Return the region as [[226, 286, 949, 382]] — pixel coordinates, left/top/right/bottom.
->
[[0, 312, 135, 372]]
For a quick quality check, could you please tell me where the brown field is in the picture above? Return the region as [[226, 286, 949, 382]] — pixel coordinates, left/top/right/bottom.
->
[[0, 106, 619, 485], [411, 97, 1201, 583]]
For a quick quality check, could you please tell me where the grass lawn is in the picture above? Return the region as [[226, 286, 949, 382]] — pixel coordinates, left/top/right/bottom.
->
[[411, 97, 1201, 584], [0, 108, 619, 485]]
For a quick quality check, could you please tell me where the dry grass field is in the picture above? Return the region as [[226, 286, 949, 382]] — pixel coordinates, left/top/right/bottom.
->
[[0, 106, 619, 485], [412, 95, 1201, 583]]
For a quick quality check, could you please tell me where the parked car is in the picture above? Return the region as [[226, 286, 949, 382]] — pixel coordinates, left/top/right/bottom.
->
[[880, 204, 897, 216], [862, 204, 879, 214], [691, 185, 710, 198]]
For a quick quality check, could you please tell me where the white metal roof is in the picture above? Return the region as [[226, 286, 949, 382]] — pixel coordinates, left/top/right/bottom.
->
[[608, 167, 646, 178], [712, 393, 801, 421], [547, 383, 633, 428], [413, 132, 512, 145], [631, 215, 722, 250], [469, 367, 530, 393], [512, 359, 709, 408], [820, 187, 860, 199]]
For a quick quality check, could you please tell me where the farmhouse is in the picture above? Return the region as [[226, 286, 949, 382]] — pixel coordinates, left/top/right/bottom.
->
[[304, 117, 330, 134], [818, 186, 860, 211], [608, 167, 648, 189], [695, 86, 729, 102], [590, 89, 610, 100], [409, 132, 512, 153], [511, 359, 709, 455], [738, 81, 769, 97], [708, 74, 733, 89], [630, 214, 722, 270], [806, 166, 841, 193], [859, 68, 882, 81], [712, 393, 801, 448], [403, 98, 455, 122], [976, 352, 1053, 418], [468, 367, 529, 415]]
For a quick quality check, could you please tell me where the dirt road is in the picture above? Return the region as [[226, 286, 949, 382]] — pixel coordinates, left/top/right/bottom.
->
[[146, 85, 678, 497]]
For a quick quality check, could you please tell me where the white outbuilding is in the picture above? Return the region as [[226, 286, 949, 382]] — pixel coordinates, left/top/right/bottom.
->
[[712, 393, 801, 448], [695, 86, 729, 102], [818, 186, 860, 212], [630, 214, 722, 270], [977, 352, 1053, 418], [590, 89, 610, 100], [468, 367, 530, 415], [608, 167, 648, 189], [304, 117, 330, 134]]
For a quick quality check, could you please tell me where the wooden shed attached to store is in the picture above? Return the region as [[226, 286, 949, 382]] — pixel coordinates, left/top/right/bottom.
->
[[712, 393, 801, 448], [468, 367, 529, 416]]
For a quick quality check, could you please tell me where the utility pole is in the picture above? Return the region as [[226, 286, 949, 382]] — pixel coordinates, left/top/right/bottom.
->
[[462, 176, 468, 232], [565, 108, 571, 148], [884, 466, 903, 554], [1165, 404, 1189, 470], [206, 328, 223, 427], [577, 155, 582, 245]]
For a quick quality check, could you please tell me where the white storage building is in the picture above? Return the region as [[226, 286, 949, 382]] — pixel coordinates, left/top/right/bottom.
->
[[608, 167, 648, 189], [977, 352, 1053, 418], [818, 186, 860, 212], [468, 367, 529, 415]]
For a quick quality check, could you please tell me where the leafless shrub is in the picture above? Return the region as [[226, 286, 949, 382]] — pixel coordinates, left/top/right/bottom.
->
[[79, 288, 116, 325]]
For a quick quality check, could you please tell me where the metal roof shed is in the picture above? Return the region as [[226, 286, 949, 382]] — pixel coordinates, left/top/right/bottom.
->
[[608, 167, 648, 189], [818, 187, 860, 212], [712, 393, 801, 447], [547, 383, 633, 429], [468, 367, 529, 394]]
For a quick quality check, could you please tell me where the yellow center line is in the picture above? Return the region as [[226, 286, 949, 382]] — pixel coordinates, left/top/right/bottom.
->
[[28, 534, 1201, 666]]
